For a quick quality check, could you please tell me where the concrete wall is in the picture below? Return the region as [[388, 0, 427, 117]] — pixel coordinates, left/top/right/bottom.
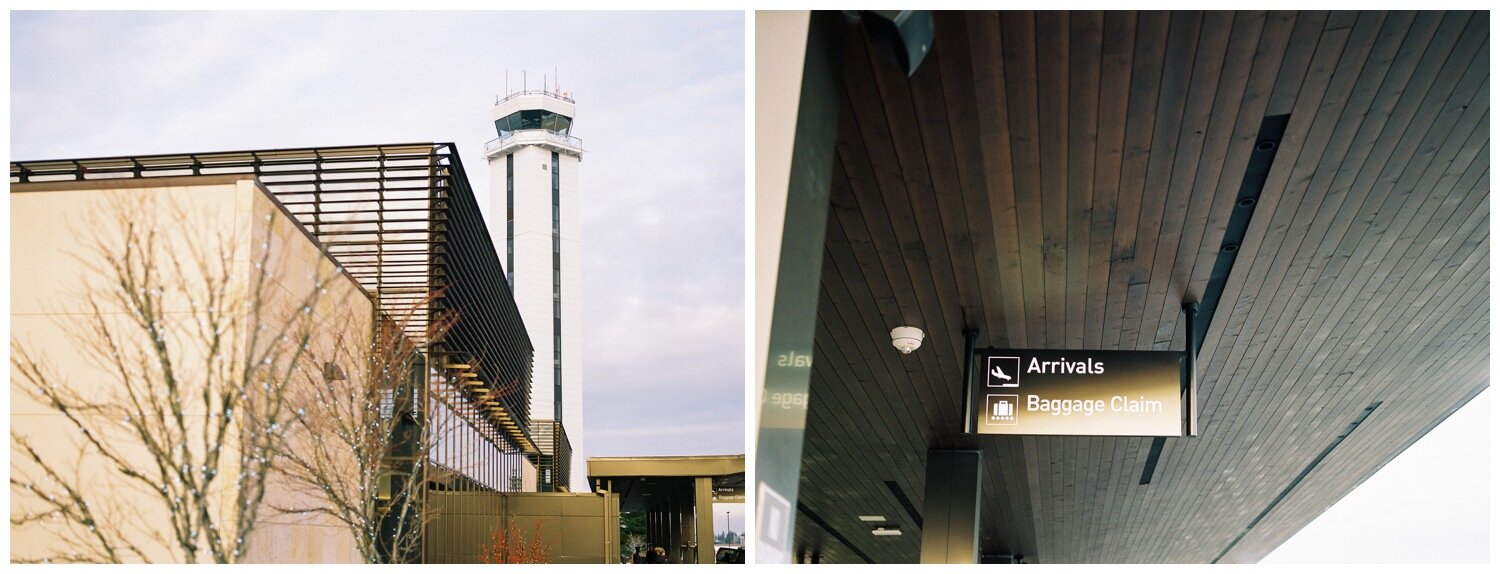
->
[[558, 148, 583, 493], [10, 177, 370, 563], [425, 491, 618, 564]]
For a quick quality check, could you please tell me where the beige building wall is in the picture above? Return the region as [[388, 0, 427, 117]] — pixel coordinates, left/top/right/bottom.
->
[[521, 454, 539, 492], [11, 176, 370, 563]]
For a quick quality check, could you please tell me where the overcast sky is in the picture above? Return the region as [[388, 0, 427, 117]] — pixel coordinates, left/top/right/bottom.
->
[[1262, 390, 1489, 564], [10, 11, 746, 470]]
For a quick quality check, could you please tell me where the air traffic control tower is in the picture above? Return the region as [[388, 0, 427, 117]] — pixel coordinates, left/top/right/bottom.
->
[[486, 86, 585, 492]]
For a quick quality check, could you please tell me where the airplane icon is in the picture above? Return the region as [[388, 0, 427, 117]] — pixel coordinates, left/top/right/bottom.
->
[[987, 357, 1020, 387]]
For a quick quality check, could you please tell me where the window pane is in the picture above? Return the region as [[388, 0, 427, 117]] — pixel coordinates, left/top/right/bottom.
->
[[496, 110, 573, 135]]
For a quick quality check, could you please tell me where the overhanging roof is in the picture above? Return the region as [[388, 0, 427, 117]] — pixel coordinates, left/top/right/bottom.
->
[[588, 455, 747, 513], [588, 455, 746, 479], [792, 10, 1488, 564]]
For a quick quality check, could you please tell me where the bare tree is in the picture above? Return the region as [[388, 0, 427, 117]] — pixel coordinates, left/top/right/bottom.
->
[[267, 295, 458, 563], [10, 196, 334, 563]]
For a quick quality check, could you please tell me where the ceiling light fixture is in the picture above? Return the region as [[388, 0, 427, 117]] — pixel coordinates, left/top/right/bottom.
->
[[858, 515, 887, 522], [872, 525, 903, 536], [890, 326, 924, 354]]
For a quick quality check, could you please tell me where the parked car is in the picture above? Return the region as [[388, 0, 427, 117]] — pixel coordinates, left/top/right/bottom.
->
[[714, 546, 745, 564]]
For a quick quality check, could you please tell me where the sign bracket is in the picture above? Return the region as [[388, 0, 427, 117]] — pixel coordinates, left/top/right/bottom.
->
[[961, 328, 978, 433], [1183, 302, 1200, 437]]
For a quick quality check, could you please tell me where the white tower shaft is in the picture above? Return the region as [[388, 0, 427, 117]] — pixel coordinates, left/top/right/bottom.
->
[[484, 89, 584, 492]]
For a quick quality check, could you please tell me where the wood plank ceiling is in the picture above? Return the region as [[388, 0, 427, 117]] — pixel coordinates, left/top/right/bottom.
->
[[794, 10, 1488, 563]]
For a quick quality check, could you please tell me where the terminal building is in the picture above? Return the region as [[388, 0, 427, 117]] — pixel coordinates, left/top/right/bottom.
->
[[10, 144, 543, 561], [756, 10, 1488, 563], [485, 88, 586, 492]]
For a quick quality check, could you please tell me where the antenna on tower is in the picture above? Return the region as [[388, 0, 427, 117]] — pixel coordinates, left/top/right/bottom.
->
[[505, 69, 509, 96], [523, 71, 527, 92]]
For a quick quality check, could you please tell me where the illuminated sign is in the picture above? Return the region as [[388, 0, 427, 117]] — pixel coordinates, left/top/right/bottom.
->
[[967, 349, 1185, 436]]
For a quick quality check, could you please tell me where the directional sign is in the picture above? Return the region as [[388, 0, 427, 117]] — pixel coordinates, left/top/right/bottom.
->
[[967, 349, 1185, 436]]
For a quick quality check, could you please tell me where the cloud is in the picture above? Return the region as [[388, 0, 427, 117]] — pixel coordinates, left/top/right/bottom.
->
[[11, 11, 747, 463]]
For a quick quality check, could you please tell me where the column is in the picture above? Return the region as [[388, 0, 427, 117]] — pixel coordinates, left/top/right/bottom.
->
[[694, 476, 716, 564], [752, 10, 848, 564], [919, 450, 983, 564]]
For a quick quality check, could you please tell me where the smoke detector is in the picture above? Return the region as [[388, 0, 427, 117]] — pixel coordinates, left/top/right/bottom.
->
[[890, 326, 924, 354]]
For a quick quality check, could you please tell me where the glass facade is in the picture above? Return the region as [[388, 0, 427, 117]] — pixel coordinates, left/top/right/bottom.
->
[[495, 109, 573, 138], [506, 154, 514, 287]]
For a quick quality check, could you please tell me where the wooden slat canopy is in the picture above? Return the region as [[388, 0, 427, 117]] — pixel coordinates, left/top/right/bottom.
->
[[793, 10, 1488, 563]]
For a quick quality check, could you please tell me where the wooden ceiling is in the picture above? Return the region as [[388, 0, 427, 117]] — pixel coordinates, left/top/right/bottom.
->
[[794, 10, 1488, 563]]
